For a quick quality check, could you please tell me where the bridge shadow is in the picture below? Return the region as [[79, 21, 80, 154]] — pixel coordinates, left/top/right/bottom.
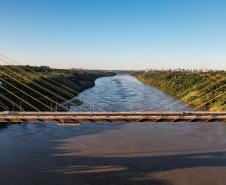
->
[[0, 124, 8, 130], [44, 149, 226, 185], [0, 123, 10, 131]]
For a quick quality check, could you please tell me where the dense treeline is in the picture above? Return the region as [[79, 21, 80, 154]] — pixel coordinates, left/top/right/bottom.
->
[[135, 70, 226, 111], [0, 65, 115, 111]]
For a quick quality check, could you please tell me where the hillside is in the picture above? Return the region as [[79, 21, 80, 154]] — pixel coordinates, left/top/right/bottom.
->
[[135, 70, 226, 111], [0, 65, 115, 111]]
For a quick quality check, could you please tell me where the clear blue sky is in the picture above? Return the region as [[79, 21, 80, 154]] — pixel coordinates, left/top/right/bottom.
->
[[0, 0, 225, 70]]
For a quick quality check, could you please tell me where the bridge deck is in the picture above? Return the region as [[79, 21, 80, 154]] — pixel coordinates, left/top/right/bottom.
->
[[0, 112, 225, 125]]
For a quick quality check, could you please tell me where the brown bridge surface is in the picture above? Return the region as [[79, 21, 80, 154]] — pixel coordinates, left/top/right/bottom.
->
[[0, 111, 226, 125]]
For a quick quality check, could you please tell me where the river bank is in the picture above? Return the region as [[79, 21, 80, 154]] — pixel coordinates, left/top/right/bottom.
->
[[135, 70, 225, 111], [0, 65, 116, 111]]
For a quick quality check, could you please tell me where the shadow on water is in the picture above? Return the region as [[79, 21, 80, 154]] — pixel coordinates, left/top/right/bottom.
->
[[43, 149, 226, 185], [0, 123, 9, 130]]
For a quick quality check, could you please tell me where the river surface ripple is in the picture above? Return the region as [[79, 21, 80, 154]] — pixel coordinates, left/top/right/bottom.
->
[[72, 74, 192, 112]]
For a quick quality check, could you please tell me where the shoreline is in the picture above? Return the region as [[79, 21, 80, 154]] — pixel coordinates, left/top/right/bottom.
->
[[134, 70, 225, 112], [0, 65, 116, 111]]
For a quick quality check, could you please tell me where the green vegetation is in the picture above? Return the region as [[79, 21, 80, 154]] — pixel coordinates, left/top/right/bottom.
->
[[135, 70, 226, 111], [0, 65, 115, 111]]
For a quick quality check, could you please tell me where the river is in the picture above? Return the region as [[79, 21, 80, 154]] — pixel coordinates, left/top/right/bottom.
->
[[1, 75, 226, 185], [73, 74, 192, 112]]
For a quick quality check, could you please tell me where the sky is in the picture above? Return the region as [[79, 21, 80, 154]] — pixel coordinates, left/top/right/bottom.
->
[[0, 0, 225, 70]]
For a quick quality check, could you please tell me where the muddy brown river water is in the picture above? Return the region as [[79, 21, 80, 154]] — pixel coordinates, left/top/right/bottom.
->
[[0, 75, 226, 185]]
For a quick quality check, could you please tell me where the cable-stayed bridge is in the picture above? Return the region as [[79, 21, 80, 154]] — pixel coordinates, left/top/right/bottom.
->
[[0, 54, 225, 125], [0, 112, 225, 125]]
